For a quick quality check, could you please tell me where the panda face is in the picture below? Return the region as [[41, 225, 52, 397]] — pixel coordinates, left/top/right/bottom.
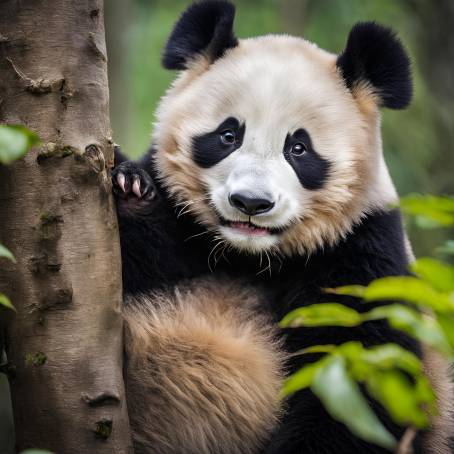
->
[[154, 35, 398, 255]]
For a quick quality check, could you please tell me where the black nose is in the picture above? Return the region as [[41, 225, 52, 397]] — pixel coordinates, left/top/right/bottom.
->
[[229, 192, 275, 216]]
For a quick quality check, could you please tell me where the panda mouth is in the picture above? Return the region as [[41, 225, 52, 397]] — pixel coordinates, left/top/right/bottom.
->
[[219, 218, 286, 236]]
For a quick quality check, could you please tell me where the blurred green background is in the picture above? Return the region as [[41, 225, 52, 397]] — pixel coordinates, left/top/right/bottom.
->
[[105, 0, 454, 258], [1, 1, 453, 452]]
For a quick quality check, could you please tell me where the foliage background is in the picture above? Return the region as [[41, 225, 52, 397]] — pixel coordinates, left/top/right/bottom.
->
[[1, 0, 453, 451]]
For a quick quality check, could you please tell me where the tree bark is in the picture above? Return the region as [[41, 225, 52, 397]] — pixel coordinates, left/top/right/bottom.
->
[[0, 1, 132, 453]]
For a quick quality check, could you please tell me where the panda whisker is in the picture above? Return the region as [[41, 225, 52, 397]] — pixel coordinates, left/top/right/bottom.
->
[[272, 249, 284, 273], [256, 250, 272, 277], [184, 230, 211, 242], [220, 244, 231, 264], [266, 251, 272, 276], [175, 201, 193, 218], [177, 206, 196, 218], [174, 195, 208, 207], [175, 195, 214, 219], [214, 240, 228, 265], [207, 239, 225, 273]]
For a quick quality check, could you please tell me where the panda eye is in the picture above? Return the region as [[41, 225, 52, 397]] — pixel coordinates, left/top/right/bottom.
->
[[291, 142, 307, 156], [220, 130, 236, 146]]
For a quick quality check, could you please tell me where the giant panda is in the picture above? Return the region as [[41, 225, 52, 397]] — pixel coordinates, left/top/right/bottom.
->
[[112, 1, 453, 453]]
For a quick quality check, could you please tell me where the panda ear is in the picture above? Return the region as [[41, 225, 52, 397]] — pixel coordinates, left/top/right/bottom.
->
[[336, 22, 412, 109], [162, 0, 238, 70]]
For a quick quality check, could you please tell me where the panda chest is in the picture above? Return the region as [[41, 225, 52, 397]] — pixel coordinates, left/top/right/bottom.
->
[[123, 278, 285, 454]]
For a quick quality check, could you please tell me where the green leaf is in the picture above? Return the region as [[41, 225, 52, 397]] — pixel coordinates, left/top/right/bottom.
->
[[411, 258, 454, 292], [363, 277, 454, 312], [359, 343, 422, 375], [280, 360, 325, 397], [20, 450, 54, 454], [293, 345, 337, 356], [400, 194, 454, 227], [0, 125, 39, 164], [365, 370, 433, 428], [436, 240, 454, 257], [325, 285, 366, 298], [414, 216, 444, 229], [280, 303, 362, 328], [364, 305, 452, 355], [435, 314, 454, 352], [0, 293, 16, 311], [0, 243, 15, 262], [312, 356, 396, 450], [332, 277, 454, 311]]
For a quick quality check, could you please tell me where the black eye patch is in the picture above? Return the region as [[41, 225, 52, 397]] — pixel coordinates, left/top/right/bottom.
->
[[192, 117, 245, 168], [283, 129, 330, 190]]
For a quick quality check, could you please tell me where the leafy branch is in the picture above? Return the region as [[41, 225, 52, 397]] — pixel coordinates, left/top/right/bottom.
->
[[280, 195, 454, 450]]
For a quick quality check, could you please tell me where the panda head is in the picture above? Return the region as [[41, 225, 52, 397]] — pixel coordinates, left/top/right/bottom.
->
[[153, 0, 412, 256]]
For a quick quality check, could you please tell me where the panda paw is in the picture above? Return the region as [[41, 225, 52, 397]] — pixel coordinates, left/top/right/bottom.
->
[[112, 161, 157, 216]]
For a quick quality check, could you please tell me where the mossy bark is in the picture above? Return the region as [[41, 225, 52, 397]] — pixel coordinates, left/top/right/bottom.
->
[[0, 1, 132, 452]]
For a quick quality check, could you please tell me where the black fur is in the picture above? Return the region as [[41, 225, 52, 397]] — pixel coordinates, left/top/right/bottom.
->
[[337, 22, 412, 109], [283, 128, 331, 190], [114, 148, 424, 453], [192, 117, 245, 168], [162, 0, 238, 70], [116, 11, 420, 453]]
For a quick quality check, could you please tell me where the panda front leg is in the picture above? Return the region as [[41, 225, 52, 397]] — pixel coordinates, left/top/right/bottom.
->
[[111, 148, 174, 294], [112, 150, 157, 218]]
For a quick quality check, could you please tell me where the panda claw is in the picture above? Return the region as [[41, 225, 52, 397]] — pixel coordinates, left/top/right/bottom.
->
[[117, 173, 126, 193], [112, 162, 157, 216], [132, 177, 142, 198]]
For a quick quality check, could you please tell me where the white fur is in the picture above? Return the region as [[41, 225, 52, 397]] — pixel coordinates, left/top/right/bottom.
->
[[148, 30, 453, 453], [154, 35, 399, 255]]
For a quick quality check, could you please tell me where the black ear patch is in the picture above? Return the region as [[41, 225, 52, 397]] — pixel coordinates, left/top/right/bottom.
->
[[337, 22, 412, 109], [162, 0, 238, 70]]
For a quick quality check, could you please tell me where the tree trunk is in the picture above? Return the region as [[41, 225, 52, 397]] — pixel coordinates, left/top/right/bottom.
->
[[0, 1, 132, 453]]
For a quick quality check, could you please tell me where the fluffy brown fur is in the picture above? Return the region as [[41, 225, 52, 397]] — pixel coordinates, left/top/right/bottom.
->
[[422, 347, 454, 454], [124, 278, 285, 454], [117, 7, 453, 451]]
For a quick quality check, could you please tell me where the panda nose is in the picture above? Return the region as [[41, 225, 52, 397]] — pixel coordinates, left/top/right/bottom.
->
[[229, 192, 275, 216]]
